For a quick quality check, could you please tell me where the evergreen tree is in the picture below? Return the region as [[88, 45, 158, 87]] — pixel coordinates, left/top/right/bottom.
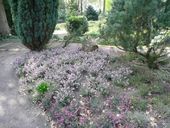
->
[[9, 0, 59, 51], [85, 5, 98, 21], [103, 0, 170, 69]]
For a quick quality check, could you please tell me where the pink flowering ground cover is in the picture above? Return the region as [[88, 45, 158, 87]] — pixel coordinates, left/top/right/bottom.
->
[[13, 46, 155, 128]]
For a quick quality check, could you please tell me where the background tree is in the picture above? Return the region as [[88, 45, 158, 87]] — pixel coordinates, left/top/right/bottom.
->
[[66, 0, 79, 16], [0, 0, 10, 35], [103, 0, 170, 69], [58, 0, 66, 22], [85, 5, 99, 21], [10, 0, 59, 51]]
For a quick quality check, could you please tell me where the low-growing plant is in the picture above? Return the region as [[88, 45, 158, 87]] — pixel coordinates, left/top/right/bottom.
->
[[131, 97, 148, 111], [127, 112, 150, 128], [99, 87, 110, 97], [152, 100, 170, 118], [80, 88, 94, 98], [14, 46, 142, 127], [114, 80, 126, 88], [36, 82, 49, 94], [150, 84, 165, 95], [138, 84, 151, 97], [41, 97, 52, 111], [90, 97, 102, 112], [59, 96, 72, 107]]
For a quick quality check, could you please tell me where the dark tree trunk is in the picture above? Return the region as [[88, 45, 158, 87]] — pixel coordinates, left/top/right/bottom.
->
[[0, 0, 10, 35]]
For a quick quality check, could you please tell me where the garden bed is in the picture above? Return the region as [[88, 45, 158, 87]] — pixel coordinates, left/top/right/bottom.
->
[[13, 45, 170, 128]]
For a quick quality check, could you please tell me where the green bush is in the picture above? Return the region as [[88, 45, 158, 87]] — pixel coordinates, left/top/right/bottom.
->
[[85, 5, 98, 21], [36, 82, 49, 94], [103, 0, 170, 69], [66, 16, 88, 36], [9, 0, 59, 51]]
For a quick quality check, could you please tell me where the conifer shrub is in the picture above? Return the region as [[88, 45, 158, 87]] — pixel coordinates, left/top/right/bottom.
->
[[66, 16, 88, 36], [85, 5, 98, 21], [9, 0, 59, 51], [103, 0, 170, 69]]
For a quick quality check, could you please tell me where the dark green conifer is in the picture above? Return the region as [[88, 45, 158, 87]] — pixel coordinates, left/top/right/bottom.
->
[[10, 0, 59, 51]]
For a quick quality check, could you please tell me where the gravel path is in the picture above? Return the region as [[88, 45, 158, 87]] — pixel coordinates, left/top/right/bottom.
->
[[0, 41, 48, 128]]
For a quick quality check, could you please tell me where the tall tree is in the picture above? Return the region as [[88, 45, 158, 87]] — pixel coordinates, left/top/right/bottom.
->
[[0, 0, 10, 35]]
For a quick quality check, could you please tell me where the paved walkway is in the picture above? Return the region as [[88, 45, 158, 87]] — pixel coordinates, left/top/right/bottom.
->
[[0, 41, 48, 128]]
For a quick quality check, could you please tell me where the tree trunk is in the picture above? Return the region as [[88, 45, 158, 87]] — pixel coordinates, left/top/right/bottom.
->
[[80, 0, 83, 14], [103, 0, 105, 14], [0, 0, 10, 35]]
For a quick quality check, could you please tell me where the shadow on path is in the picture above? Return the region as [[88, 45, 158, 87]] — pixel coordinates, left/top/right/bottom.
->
[[0, 41, 48, 128]]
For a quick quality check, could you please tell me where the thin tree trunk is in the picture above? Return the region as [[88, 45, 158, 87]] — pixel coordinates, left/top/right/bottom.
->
[[0, 0, 10, 35], [103, 0, 105, 14], [80, 0, 83, 14]]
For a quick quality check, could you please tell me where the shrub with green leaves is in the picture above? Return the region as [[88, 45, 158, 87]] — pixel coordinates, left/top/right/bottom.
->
[[9, 0, 59, 51], [85, 5, 98, 21], [103, 0, 170, 69], [36, 82, 49, 94], [66, 16, 88, 36]]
